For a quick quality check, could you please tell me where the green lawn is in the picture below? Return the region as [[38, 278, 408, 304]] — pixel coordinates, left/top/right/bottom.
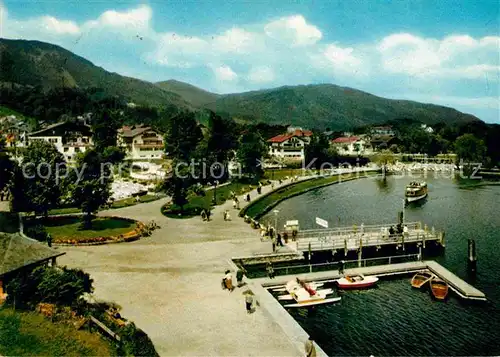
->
[[0, 212, 18, 233], [0, 308, 113, 356], [30, 216, 136, 241], [48, 194, 160, 216], [243, 172, 376, 219], [162, 181, 264, 218], [264, 168, 314, 181]]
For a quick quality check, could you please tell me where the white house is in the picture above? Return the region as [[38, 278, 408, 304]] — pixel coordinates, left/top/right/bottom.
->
[[331, 136, 372, 156], [117, 125, 164, 160], [267, 129, 313, 162], [28, 121, 93, 161]]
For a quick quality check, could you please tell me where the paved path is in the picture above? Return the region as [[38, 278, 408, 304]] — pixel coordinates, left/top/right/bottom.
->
[[58, 179, 303, 356]]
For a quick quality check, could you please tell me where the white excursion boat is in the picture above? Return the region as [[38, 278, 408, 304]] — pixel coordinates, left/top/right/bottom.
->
[[281, 278, 341, 308], [336, 274, 379, 289], [405, 181, 428, 203]]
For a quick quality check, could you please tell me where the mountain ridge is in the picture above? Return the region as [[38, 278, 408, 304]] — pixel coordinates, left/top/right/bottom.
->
[[0, 38, 482, 130]]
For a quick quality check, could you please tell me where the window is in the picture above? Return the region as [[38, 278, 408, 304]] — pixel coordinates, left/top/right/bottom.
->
[[64, 147, 69, 152]]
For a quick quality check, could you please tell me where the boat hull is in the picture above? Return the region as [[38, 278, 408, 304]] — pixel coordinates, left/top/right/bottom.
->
[[278, 288, 333, 301], [411, 272, 435, 288], [406, 193, 427, 203], [284, 296, 341, 308], [337, 276, 379, 289], [430, 278, 449, 300]]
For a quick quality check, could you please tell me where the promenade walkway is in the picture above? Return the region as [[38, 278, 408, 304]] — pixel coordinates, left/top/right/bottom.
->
[[58, 179, 304, 356]]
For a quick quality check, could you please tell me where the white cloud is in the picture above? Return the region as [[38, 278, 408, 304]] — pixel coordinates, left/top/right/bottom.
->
[[212, 65, 238, 82], [146, 33, 209, 68], [40, 16, 80, 35], [84, 5, 152, 31], [264, 15, 322, 46], [378, 33, 500, 79], [213, 28, 260, 54], [247, 66, 275, 83]]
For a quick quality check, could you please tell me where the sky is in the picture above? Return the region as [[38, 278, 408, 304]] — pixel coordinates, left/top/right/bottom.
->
[[1, 0, 499, 123]]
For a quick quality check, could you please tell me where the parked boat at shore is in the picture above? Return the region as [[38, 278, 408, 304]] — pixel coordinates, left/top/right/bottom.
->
[[405, 181, 428, 203], [336, 274, 379, 289], [411, 271, 435, 289], [430, 277, 449, 300], [282, 278, 341, 308]]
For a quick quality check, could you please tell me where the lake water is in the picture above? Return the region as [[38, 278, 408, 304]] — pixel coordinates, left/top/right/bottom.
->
[[261, 175, 500, 356]]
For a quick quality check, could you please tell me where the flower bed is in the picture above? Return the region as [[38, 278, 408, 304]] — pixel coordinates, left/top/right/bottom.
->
[[25, 215, 146, 246]]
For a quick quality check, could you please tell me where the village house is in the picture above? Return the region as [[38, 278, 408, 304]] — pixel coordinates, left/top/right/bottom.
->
[[330, 136, 372, 156], [0, 232, 65, 304], [117, 125, 164, 160], [28, 121, 93, 161], [267, 127, 313, 162], [370, 126, 395, 136]]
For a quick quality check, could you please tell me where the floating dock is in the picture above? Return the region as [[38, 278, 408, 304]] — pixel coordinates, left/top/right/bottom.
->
[[254, 260, 485, 301], [286, 221, 444, 253]]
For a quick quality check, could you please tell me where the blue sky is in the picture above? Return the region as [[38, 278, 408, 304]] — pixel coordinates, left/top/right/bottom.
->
[[1, 0, 499, 123]]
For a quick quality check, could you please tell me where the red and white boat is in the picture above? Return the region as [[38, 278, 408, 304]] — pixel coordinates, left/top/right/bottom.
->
[[336, 274, 379, 289]]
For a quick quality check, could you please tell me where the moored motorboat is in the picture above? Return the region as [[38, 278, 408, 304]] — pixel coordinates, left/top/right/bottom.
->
[[278, 288, 334, 300], [411, 271, 435, 289], [405, 181, 428, 203], [430, 277, 449, 300], [336, 274, 379, 289]]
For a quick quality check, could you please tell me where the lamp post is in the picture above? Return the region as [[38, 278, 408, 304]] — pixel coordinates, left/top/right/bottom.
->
[[212, 180, 219, 205], [273, 209, 279, 231]]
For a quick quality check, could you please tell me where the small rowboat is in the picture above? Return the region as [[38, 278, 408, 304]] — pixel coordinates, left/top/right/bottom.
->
[[278, 288, 334, 300], [411, 272, 435, 289], [337, 274, 378, 289], [430, 277, 449, 300], [284, 296, 341, 308]]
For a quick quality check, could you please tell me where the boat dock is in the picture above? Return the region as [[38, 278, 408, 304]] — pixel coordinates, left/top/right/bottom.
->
[[252, 260, 485, 301], [286, 221, 444, 253]]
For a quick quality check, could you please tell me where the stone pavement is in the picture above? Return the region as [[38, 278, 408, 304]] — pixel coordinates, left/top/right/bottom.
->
[[58, 179, 305, 356]]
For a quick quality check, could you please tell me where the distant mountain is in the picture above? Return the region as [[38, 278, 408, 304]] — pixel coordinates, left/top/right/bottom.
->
[[156, 80, 220, 107], [0, 38, 189, 109], [203, 84, 481, 130], [0, 38, 481, 130]]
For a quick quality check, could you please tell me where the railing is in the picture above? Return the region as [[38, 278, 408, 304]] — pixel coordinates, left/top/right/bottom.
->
[[296, 222, 422, 238], [272, 254, 420, 276]]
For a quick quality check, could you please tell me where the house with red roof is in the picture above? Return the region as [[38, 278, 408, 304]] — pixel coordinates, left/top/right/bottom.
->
[[330, 135, 372, 156], [267, 127, 313, 162]]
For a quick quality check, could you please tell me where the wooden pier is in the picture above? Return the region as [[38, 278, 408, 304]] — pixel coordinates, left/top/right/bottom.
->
[[254, 260, 485, 301], [286, 221, 444, 253]]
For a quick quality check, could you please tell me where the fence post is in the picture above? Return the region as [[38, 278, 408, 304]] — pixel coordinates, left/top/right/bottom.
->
[[389, 256, 392, 264], [309, 265, 312, 273]]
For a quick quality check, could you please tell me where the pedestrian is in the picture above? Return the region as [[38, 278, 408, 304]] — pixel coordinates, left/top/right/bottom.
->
[[245, 292, 254, 313], [201, 210, 207, 221], [0, 191, 4, 201], [338, 260, 344, 275], [226, 211, 231, 221], [277, 233, 283, 247], [46, 233, 52, 248], [224, 270, 234, 292], [206, 209, 211, 221], [223, 210, 227, 221], [246, 193, 251, 202], [236, 269, 245, 287], [266, 262, 275, 279], [272, 236, 276, 252], [233, 199, 237, 209], [305, 336, 317, 357], [235, 198, 240, 209]]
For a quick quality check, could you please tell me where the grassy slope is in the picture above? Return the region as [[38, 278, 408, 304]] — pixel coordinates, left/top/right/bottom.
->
[[156, 80, 220, 107], [205, 84, 480, 130], [0, 39, 189, 108], [0, 308, 112, 356]]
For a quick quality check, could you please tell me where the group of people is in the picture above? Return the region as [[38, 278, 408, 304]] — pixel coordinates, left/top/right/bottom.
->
[[0, 189, 10, 201], [201, 209, 211, 221]]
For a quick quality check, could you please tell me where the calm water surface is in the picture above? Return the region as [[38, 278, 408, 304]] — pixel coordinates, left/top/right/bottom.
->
[[262, 175, 500, 356]]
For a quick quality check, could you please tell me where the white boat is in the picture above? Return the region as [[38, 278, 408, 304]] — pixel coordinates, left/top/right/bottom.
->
[[336, 274, 379, 289], [405, 181, 428, 203], [282, 278, 341, 308], [278, 288, 334, 300], [272, 282, 324, 292]]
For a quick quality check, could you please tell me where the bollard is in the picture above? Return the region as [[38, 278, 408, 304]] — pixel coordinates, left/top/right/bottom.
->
[[467, 239, 477, 273]]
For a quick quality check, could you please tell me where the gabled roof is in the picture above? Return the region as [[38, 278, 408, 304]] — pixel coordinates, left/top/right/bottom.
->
[[331, 136, 360, 144], [29, 121, 91, 137], [268, 134, 294, 143], [0, 233, 65, 277], [118, 125, 153, 138], [292, 129, 313, 137]]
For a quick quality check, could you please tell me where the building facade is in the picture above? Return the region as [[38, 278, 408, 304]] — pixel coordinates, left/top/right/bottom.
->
[[28, 121, 92, 161], [267, 129, 313, 162], [118, 125, 164, 160], [331, 136, 373, 156]]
